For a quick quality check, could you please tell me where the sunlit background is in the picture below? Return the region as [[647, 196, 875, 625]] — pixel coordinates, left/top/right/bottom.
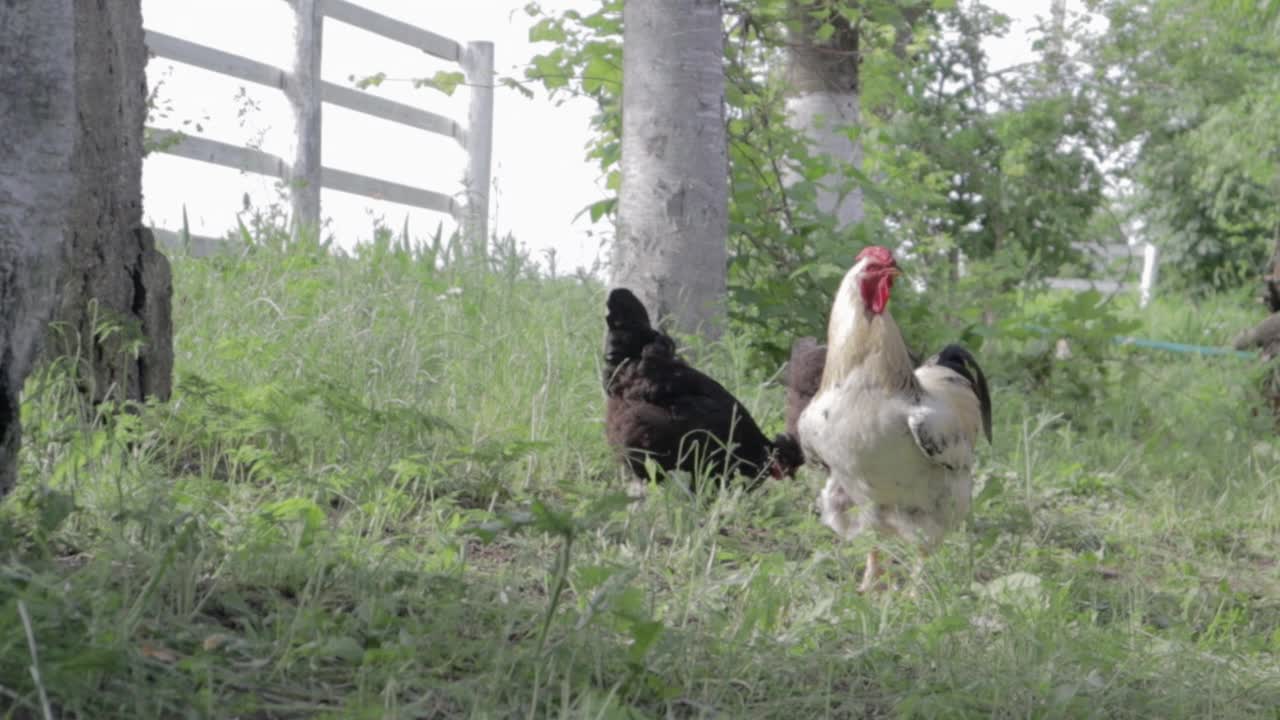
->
[[141, 0, 1082, 274]]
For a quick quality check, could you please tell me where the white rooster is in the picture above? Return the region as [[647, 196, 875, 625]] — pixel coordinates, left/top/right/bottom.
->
[[797, 246, 993, 592]]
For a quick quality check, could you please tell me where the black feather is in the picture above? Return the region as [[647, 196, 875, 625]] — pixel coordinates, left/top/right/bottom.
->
[[601, 288, 799, 488], [603, 288, 661, 390]]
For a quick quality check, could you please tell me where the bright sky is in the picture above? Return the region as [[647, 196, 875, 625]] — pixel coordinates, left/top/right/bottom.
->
[[140, 1, 1075, 274]]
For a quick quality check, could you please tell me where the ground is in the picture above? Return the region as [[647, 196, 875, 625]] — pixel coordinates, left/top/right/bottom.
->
[[1, 236, 1278, 718]]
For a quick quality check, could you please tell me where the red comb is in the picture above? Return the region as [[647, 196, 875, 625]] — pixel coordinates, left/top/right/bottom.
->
[[856, 245, 895, 266]]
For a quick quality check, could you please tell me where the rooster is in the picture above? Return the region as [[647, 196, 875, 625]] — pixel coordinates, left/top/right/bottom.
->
[[797, 246, 992, 592], [603, 288, 802, 490]]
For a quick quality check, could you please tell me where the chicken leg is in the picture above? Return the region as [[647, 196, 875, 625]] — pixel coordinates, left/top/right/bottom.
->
[[858, 547, 887, 593], [905, 549, 930, 599], [912, 551, 928, 583]]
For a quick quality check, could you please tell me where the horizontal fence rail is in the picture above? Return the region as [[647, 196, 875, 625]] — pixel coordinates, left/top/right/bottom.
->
[[150, 129, 289, 179], [146, 31, 465, 143], [148, 129, 459, 215], [1045, 241, 1160, 308], [151, 228, 231, 258], [1044, 277, 1128, 293], [144, 1, 492, 252], [955, 241, 1161, 308], [320, 0, 460, 61]]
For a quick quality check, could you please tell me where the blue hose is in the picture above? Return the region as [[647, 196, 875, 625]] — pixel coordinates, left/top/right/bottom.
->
[[1111, 336, 1258, 359], [1020, 323, 1259, 359]]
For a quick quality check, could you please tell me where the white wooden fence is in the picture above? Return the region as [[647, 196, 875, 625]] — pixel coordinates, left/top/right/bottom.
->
[[1047, 242, 1160, 308], [145, 0, 493, 254], [952, 241, 1160, 307]]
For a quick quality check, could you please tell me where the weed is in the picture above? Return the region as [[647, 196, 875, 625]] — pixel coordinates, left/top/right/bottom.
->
[[2, 235, 1279, 718]]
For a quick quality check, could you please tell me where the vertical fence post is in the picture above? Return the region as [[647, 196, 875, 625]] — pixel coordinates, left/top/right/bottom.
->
[[462, 41, 494, 260], [1139, 242, 1159, 308], [288, 0, 323, 243]]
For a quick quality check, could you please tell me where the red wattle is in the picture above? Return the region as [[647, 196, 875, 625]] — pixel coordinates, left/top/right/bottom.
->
[[861, 274, 894, 314]]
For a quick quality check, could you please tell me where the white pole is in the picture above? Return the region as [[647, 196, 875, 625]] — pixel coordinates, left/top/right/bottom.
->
[[1139, 241, 1159, 308], [463, 40, 494, 260], [288, 0, 323, 243]]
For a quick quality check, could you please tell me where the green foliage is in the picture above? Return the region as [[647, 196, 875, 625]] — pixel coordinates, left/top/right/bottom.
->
[[986, 289, 1141, 407], [522, 0, 1119, 372], [876, 3, 1109, 278], [8, 2, 1280, 713], [1088, 0, 1280, 291], [3, 242, 1280, 717]]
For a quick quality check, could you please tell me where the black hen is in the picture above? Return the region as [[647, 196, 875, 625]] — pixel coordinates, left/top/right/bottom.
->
[[602, 288, 801, 489]]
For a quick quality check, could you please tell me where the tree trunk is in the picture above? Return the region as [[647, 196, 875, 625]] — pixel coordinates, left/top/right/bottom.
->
[[1047, 0, 1068, 91], [784, 1, 864, 230], [48, 0, 173, 405], [0, 1, 78, 498], [0, 0, 172, 497], [614, 0, 728, 340]]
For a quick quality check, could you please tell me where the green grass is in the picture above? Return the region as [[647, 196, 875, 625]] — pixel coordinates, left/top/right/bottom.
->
[[2, 237, 1279, 718]]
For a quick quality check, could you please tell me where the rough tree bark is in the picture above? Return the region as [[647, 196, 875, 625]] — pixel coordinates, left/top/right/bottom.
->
[[784, 1, 864, 230], [614, 0, 729, 340], [0, 1, 78, 498], [47, 0, 173, 405], [0, 0, 172, 499]]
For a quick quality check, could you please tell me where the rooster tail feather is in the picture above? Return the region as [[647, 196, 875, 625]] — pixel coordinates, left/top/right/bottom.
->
[[928, 344, 993, 443]]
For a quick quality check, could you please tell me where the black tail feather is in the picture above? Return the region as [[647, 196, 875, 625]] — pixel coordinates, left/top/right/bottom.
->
[[606, 288, 651, 332], [929, 344, 993, 443], [603, 288, 661, 389]]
